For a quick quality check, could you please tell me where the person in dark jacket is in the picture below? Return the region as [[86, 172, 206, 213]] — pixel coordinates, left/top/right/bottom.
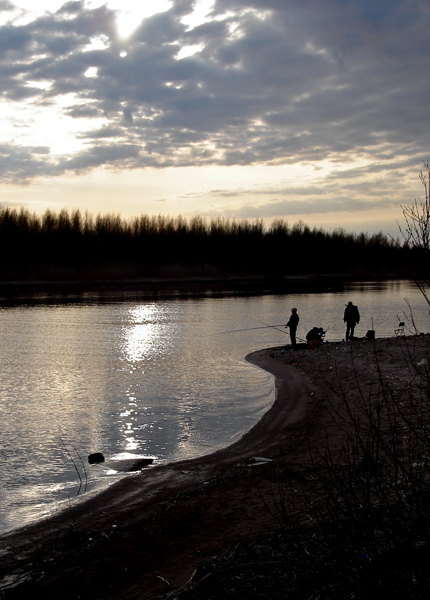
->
[[344, 301, 360, 341], [306, 327, 324, 343], [286, 307, 299, 348]]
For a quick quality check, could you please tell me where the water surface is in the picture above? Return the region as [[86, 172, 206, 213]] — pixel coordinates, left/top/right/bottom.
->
[[0, 280, 428, 533]]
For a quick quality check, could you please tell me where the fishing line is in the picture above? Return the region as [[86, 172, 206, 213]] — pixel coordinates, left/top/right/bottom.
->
[[253, 319, 310, 343], [253, 319, 290, 336], [214, 323, 287, 335]]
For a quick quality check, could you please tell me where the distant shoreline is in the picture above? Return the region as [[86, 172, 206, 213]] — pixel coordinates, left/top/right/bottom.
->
[[0, 273, 408, 286], [0, 273, 411, 305]]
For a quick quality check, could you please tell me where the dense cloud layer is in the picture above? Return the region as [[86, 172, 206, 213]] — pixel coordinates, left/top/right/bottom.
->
[[1, 0, 429, 222]]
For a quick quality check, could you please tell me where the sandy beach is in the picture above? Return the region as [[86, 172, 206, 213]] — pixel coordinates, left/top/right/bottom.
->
[[1, 335, 429, 599]]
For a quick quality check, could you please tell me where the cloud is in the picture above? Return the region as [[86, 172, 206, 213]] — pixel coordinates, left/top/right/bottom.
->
[[0, 0, 429, 195], [183, 179, 402, 218], [0, 143, 52, 182], [55, 143, 143, 174]]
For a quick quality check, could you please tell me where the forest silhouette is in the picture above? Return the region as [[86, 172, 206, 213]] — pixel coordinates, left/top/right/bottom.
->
[[0, 207, 422, 283]]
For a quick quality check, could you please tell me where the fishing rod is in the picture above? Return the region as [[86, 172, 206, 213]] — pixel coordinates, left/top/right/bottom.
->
[[215, 323, 287, 335], [253, 319, 308, 343], [253, 319, 290, 336]]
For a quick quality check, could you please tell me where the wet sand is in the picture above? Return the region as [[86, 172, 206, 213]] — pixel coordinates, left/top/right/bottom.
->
[[0, 336, 428, 599]]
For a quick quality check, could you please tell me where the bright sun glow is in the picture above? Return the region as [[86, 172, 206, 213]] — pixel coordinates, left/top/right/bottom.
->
[[109, 0, 173, 38], [8, 1, 173, 38], [7, 1, 216, 42]]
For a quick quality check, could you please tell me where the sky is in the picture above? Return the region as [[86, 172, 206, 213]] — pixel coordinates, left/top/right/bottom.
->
[[1, 0, 429, 236]]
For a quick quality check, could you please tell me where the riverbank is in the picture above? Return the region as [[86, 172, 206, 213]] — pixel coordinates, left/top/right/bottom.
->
[[0, 274, 409, 307], [1, 335, 429, 599]]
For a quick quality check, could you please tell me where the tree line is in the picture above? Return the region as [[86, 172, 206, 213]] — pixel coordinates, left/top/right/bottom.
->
[[0, 207, 421, 282]]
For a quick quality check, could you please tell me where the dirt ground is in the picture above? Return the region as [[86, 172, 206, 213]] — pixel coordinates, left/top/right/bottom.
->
[[1, 335, 429, 600]]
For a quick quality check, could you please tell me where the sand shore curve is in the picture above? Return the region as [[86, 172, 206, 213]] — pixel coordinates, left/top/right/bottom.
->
[[0, 337, 426, 599]]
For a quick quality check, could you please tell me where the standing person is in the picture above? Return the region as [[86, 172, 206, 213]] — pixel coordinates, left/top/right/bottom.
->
[[286, 307, 299, 348], [344, 301, 360, 341]]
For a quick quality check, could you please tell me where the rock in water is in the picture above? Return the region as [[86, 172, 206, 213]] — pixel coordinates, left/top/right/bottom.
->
[[88, 452, 105, 464]]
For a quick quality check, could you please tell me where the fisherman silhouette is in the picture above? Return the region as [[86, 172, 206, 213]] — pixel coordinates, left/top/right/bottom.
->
[[306, 327, 324, 343], [285, 308, 299, 348], [344, 301, 360, 341], [305, 327, 325, 348]]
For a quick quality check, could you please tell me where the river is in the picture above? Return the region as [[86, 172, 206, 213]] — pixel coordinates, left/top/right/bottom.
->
[[0, 279, 428, 534]]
